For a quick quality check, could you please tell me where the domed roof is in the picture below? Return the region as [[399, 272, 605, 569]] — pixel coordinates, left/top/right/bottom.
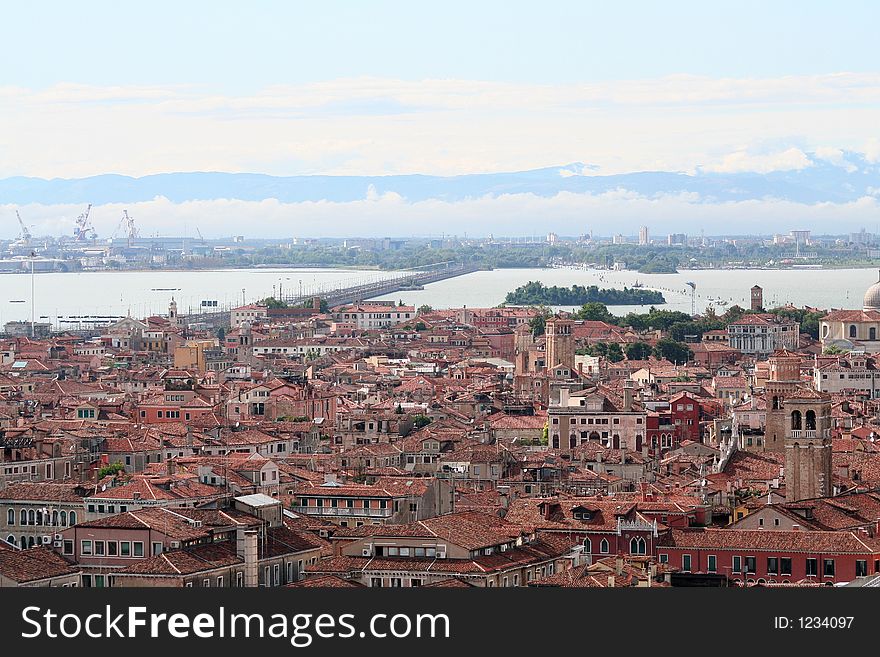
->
[[865, 271, 880, 311]]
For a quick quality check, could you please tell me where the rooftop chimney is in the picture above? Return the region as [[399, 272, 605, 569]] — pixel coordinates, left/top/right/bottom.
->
[[237, 527, 259, 587], [607, 575, 615, 587], [616, 556, 624, 576], [623, 379, 634, 412]]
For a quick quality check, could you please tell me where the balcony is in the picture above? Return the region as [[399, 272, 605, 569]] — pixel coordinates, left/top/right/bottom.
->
[[292, 505, 393, 518], [789, 430, 827, 440]]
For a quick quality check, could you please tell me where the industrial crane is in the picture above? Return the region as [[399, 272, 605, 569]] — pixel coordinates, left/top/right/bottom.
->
[[73, 204, 97, 241], [15, 210, 31, 245], [111, 210, 139, 245]]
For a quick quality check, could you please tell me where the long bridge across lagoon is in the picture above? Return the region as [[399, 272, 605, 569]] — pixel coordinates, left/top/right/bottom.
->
[[179, 262, 483, 329]]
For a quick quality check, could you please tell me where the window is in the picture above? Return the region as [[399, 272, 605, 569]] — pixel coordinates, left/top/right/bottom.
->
[[94, 541, 105, 556], [856, 560, 868, 577], [681, 554, 692, 572], [120, 542, 130, 556], [732, 556, 742, 573], [69, 511, 76, 525], [133, 542, 144, 557], [659, 553, 668, 564], [63, 540, 73, 555], [107, 541, 118, 556], [203, 578, 210, 587], [600, 539, 609, 554], [152, 542, 163, 556], [236, 572, 244, 587], [371, 577, 382, 587], [217, 576, 224, 587], [6, 509, 13, 526], [745, 556, 756, 574], [780, 558, 792, 576], [707, 555, 717, 573], [767, 557, 778, 575], [806, 558, 818, 576], [81, 540, 93, 555], [823, 559, 835, 577]]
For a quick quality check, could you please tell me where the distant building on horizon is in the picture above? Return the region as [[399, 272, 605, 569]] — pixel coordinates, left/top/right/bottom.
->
[[638, 226, 649, 246]]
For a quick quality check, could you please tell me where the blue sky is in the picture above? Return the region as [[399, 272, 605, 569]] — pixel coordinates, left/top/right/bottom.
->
[[4, 1, 879, 90], [2, 1, 880, 237]]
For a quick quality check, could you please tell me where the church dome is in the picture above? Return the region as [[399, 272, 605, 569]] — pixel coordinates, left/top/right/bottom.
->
[[864, 271, 880, 311]]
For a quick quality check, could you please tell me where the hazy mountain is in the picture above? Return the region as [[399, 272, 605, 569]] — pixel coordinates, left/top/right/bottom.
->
[[2, 152, 878, 206]]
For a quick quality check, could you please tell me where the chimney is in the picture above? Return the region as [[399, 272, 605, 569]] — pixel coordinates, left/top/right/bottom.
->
[[791, 524, 800, 531], [237, 528, 259, 587], [607, 575, 615, 587], [616, 556, 624, 576], [166, 458, 175, 476], [558, 388, 570, 407], [623, 380, 634, 412], [132, 491, 141, 501]]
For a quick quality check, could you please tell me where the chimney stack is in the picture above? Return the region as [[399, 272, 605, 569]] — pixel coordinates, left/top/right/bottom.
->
[[623, 379, 634, 412], [237, 528, 259, 587], [616, 556, 624, 576], [607, 575, 615, 587]]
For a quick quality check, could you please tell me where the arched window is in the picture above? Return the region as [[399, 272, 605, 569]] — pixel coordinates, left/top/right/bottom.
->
[[589, 431, 600, 441], [27, 536, 35, 548], [850, 325, 857, 338], [552, 435, 559, 449], [791, 410, 802, 430], [822, 325, 829, 338], [582, 537, 591, 553], [69, 511, 77, 526], [5, 534, 14, 546], [805, 410, 816, 431], [630, 537, 647, 555], [772, 396, 779, 410], [35, 510, 42, 525], [635, 434, 643, 451], [612, 434, 620, 449], [600, 539, 609, 554], [6, 509, 14, 526], [569, 435, 577, 449], [60, 511, 67, 526], [52, 510, 58, 526], [20, 510, 27, 525]]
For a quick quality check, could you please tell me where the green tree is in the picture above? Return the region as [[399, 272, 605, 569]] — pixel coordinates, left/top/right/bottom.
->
[[417, 304, 433, 315], [605, 342, 625, 363], [575, 302, 616, 323], [98, 462, 125, 479], [653, 338, 693, 364], [625, 341, 653, 360]]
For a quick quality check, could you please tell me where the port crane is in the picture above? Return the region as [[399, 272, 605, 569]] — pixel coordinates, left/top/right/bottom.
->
[[111, 210, 139, 245], [15, 210, 31, 245], [73, 204, 97, 241]]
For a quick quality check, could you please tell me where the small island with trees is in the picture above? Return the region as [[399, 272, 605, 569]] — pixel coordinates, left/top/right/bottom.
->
[[505, 281, 665, 306]]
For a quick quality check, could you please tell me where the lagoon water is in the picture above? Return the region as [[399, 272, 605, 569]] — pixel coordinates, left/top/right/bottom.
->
[[0, 266, 876, 327]]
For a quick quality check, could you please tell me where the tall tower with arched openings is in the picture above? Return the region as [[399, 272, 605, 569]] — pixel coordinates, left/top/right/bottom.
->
[[168, 297, 179, 327], [763, 349, 802, 453], [545, 318, 574, 371], [784, 389, 832, 501], [750, 285, 763, 312]]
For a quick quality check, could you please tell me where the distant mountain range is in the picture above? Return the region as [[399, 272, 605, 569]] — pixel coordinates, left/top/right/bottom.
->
[[2, 152, 878, 206]]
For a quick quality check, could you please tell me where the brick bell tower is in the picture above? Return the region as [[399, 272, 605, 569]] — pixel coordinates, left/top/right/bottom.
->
[[763, 349, 801, 453], [544, 317, 574, 371], [784, 389, 832, 502], [750, 285, 763, 312]]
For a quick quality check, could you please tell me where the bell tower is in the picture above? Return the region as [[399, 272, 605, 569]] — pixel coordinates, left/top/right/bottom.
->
[[750, 285, 763, 312], [169, 297, 179, 327], [763, 350, 802, 453], [784, 389, 832, 502], [545, 318, 574, 370]]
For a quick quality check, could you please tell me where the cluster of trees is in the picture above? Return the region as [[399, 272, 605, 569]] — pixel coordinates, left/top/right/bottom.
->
[[577, 338, 692, 364], [505, 281, 665, 306]]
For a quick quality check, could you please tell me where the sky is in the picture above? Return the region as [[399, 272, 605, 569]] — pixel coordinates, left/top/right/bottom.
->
[[1, 1, 880, 236]]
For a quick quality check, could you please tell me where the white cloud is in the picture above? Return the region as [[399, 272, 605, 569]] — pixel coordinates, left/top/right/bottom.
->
[[0, 74, 879, 179], [701, 148, 813, 174]]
